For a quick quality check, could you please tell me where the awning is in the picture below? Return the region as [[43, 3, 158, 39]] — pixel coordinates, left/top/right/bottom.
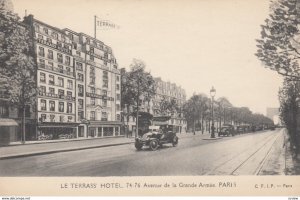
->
[[0, 118, 18, 126]]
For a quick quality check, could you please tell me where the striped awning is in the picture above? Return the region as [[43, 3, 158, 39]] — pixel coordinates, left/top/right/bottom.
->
[[0, 118, 18, 126]]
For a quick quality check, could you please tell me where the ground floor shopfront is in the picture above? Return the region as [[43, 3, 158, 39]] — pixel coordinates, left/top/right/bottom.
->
[[88, 121, 123, 138]]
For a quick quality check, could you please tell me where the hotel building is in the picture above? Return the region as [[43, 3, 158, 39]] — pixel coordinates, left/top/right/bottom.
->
[[15, 15, 123, 141]]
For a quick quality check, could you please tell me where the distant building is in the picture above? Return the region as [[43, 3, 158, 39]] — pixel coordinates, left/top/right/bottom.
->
[[123, 76, 187, 135]]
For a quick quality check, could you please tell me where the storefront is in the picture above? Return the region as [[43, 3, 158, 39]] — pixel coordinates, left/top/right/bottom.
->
[[88, 121, 122, 138], [37, 122, 80, 140]]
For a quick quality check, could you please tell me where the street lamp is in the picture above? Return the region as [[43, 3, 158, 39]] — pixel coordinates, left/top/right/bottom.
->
[[210, 86, 216, 138]]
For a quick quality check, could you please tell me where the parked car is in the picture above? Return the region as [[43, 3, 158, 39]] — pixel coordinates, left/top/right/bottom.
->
[[135, 125, 178, 151], [218, 124, 235, 137]]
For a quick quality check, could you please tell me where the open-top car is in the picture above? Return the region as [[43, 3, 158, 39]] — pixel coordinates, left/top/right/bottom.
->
[[135, 125, 178, 151]]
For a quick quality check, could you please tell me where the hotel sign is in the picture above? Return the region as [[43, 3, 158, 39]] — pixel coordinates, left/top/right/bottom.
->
[[86, 92, 114, 101], [37, 39, 72, 55]]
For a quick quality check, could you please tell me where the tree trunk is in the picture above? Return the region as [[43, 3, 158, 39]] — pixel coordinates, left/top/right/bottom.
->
[[201, 114, 204, 134]]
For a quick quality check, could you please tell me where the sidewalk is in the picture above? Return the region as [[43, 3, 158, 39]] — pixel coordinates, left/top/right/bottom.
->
[[0, 131, 209, 160]]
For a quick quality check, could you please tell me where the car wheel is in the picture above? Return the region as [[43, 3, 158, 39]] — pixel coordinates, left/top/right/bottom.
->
[[149, 139, 159, 151], [135, 142, 143, 150], [172, 136, 178, 147]]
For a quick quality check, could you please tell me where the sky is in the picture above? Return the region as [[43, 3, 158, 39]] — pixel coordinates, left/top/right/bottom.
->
[[12, 0, 283, 115]]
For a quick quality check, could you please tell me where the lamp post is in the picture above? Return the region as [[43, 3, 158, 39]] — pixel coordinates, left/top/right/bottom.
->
[[210, 86, 216, 138]]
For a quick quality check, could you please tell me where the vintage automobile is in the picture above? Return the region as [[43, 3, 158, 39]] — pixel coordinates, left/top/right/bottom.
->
[[218, 124, 235, 137], [135, 125, 179, 151]]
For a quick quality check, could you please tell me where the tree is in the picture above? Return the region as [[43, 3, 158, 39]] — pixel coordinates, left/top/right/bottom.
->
[[216, 97, 232, 130], [155, 96, 179, 116], [256, 0, 300, 79], [279, 80, 300, 155], [121, 59, 156, 136], [0, 8, 37, 143]]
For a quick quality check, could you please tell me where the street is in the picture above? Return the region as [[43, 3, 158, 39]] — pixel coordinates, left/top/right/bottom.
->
[[0, 129, 287, 176]]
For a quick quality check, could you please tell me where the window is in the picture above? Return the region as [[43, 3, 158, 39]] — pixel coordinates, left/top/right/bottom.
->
[[90, 66, 95, 75], [50, 115, 55, 122], [76, 51, 81, 56], [60, 115, 65, 122], [90, 47, 94, 53], [78, 99, 83, 109], [58, 65, 63, 73], [40, 86, 46, 94], [43, 28, 48, 35], [69, 33, 74, 40], [49, 101, 55, 111], [57, 53, 63, 63], [116, 84, 120, 90], [78, 84, 84, 97], [68, 116, 73, 122], [41, 99, 46, 110], [65, 56, 71, 66], [49, 87, 55, 95], [48, 61, 53, 69], [58, 77, 64, 87], [116, 114, 121, 121], [90, 111, 95, 120], [40, 73, 46, 83], [66, 67, 71, 75], [90, 97, 95, 105], [78, 111, 84, 120], [103, 80, 108, 88], [38, 34, 43, 40], [76, 62, 83, 71], [41, 114, 46, 122], [104, 52, 108, 59], [78, 73, 84, 82], [48, 50, 53, 59], [59, 102, 64, 112], [101, 112, 107, 121], [57, 42, 62, 47], [90, 87, 95, 94], [49, 75, 54, 85], [35, 24, 40, 32], [67, 80, 73, 89], [46, 38, 52, 44], [73, 43, 77, 50], [90, 77, 95, 85], [86, 38, 90, 44], [51, 32, 58, 39], [116, 104, 120, 111], [117, 94, 120, 101], [116, 76, 120, 82], [38, 46, 44, 57], [67, 103, 72, 113], [90, 55, 94, 61], [61, 35, 66, 42], [103, 99, 107, 107], [67, 91, 72, 97], [39, 59, 45, 68], [58, 89, 64, 97], [104, 61, 107, 66], [102, 90, 107, 96]]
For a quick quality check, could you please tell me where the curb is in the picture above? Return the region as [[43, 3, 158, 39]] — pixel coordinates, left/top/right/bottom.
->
[[0, 141, 134, 160], [202, 137, 223, 140]]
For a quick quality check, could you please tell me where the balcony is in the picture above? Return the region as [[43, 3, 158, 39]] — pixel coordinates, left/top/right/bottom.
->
[[38, 91, 75, 101], [38, 64, 75, 77]]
